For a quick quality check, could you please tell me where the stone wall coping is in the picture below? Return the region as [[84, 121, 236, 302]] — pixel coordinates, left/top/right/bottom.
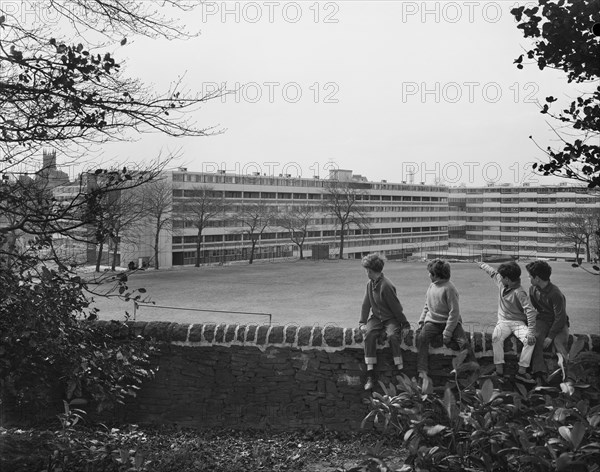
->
[[97, 320, 600, 357]]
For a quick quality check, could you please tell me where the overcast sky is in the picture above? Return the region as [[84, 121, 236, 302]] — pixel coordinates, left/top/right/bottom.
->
[[85, 2, 588, 186]]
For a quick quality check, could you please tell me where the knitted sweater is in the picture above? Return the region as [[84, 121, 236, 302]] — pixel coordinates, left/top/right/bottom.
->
[[360, 274, 408, 326], [478, 262, 537, 333], [418, 279, 462, 337], [529, 282, 569, 339]]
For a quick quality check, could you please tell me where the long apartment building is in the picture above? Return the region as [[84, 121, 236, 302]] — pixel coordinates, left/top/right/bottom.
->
[[448, 183, 600, 261], [138, 168, 450, 268], [48, 167, 600, 268]]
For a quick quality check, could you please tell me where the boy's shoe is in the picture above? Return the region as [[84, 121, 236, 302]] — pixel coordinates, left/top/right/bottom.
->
[[364, 373, 376, 391], [515, 372, 536, 385]]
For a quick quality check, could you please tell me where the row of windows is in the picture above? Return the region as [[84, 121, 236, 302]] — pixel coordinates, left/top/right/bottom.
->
[[455, 187, 591, 195], [465, 225, 558, 232], [172, 189, 447, 203], [173, 172, 449, 192], [460, 244, 576, 253], [172, 226, 449, 244], [453, 197, 594, 204], [465, 234, 563, 243], [465, 206, 593, 213]]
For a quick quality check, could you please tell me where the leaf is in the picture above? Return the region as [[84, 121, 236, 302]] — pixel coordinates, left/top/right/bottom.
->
[[424, 424, 446, 436], [588, 414, 600, 428], [480, 379, 494, 403], [451, 349, 468, 371], [120, 37, 127, 46], [560, 382, 575, 396], [360, 410, 376, 429], [568, 336, 585, 359], [515, 382, 528, 398], [576, 400, 588, 416], [570, 422, 586, 451], [134, 451, 145, 469], [442, 388, 458, 421], [553, 407, 568, 422], [518, 429, 531, 450], [421, 373, 433, 394], [559, 423, 586, 451]]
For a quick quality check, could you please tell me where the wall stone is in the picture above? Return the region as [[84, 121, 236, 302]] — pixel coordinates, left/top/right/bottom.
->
[[105, 321, 598, 431], [3, 320, 598, 431]]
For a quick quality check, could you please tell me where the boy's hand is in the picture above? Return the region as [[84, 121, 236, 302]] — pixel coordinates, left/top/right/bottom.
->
[[359, 323, 367, 334], [526, 333, 536, 345], [443, 333, 452, 346], [543, 337, 553, 349]]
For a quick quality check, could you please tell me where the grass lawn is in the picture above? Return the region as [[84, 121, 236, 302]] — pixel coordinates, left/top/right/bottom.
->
[[91, 259, 600, 336]]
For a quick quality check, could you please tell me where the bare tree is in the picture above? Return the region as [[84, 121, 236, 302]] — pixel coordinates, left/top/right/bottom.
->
[[0, 1, 223, 170], [323, 180, 369, 259], [279, 205, 315, 260], [237, 202, 275, 264], [556, 211, 594, 263], [0, 1, 225, 273], [0, 0, 225, 413], [140, 178, 172, 270], [592, 209, 600, 263], [176, 186, 228, 267], [106, 190, 145, 271]]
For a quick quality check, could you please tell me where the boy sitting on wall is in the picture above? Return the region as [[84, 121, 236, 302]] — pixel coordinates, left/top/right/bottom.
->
[[359, 253, 410, 391], [478, 261, 537, 384], [416, 259, 472, 382]]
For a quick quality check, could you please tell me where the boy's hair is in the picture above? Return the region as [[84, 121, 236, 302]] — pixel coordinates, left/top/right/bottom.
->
[[427, 259, 451, 280], [362, 253, 385, 272], [497, 261, 521, 281], [525, 260, 552, 281]]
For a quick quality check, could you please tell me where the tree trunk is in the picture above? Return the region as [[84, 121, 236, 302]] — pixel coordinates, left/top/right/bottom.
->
[[111, 238, 118, 271], [95, 241, 104, 272], [585, 235, 591, 262], [249, 240, 257, 264], [154, 228, 160, 270], [338, 225, 345, 259], [299, 245, 304, 260], [195, 230, 202, 267]]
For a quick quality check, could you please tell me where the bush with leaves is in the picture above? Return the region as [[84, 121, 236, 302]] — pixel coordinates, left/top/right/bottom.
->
[[361, 337, 600, 471], [0, 249, 156, 414]]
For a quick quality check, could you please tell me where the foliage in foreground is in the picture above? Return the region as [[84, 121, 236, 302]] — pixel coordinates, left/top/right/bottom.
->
[[0, 251, 156, 413], [361, 337, 600, 471]]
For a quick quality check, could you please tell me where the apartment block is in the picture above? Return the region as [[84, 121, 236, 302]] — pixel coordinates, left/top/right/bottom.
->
[[45, 167, 600, 269], [448, 183, 600, 261], [161, 168, 449, 267]]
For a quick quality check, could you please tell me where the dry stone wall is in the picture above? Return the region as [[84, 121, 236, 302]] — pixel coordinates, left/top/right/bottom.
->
[[101, 321, 599, 430]]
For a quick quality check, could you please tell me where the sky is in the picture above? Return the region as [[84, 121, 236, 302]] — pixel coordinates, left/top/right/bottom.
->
[[41, 1, 596, 186]]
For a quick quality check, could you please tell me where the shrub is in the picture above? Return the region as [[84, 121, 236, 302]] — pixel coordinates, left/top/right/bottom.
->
[[0, 253, 156, 413], [361, 338, 600, 471]]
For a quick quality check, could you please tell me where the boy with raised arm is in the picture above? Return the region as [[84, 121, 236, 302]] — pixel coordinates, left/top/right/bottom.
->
[[478, 260, 537, 384]]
